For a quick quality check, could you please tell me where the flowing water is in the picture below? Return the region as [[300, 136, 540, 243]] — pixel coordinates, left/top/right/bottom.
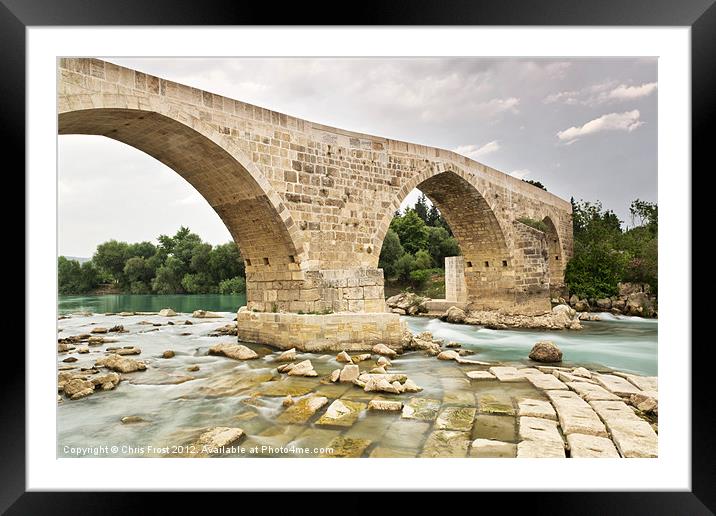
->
[[56, 295, 657, 458]]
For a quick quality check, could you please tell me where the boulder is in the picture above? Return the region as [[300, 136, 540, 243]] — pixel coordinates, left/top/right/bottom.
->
[[339, 364, 360, 382], [91, 327, 108, 334], [162, 350, 175, 359], [552, 304, 576, 318], [194, 427, 245, 451], [121, 415, 147, 424], [208, 343, 258, 360], [351, 353, 371, 363], [376, 356, 391, 368], [329, 369, 341, 383], [528, 341, 563, 363], [158, 308, 177, 317], [62, 357, 78, 363], [574, 299, 590, 312], [385, 292, 427, 312], [187, 365, 200, 372], [108, 325, 127, 333], [437, 350, 459, 361], [625, 292, 656, 317], [112, 347, 141, 356], [442, 306, 466, 324], [368, 399, 403, 411], [369, 366, 387, 374], [276, 348, 297, 362], [401, 379, 423, 392], [96, 354, 147, 373], [569, 294, 579, 306], [372, 343, 397, 357], [595, 298, 612, 310], [63, 378, 95, 399], [364, 377, 400, 394], [336, 351, 352, 363], [287, 360, 318, 377]]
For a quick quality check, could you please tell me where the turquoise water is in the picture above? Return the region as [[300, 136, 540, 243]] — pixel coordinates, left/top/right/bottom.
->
[[57, 295, 656, 375], [404, 313, 657, 376], [58, 294, 247, 315]]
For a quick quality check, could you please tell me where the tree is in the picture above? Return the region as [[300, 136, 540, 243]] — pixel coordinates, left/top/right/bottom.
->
[[426, 226, 460, 267], [58, 257, 99, 294], [414, 194, 429, 224], [123, 256, 154, 284], [390, 209, 429, 255], [413, 249, 433, 270], [378, 229, 404, 279], [93, 240, 129, 284], [219, 276, 246, 294], [208, 242, 245, 284], [152, 256, 185, 294], [394, 254, 416, 283]]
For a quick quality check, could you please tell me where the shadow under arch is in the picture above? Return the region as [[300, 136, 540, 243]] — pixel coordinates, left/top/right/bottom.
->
[[58, 106, 305, 270], [541, 215, 565, 294], [375, 167, 516, 307]]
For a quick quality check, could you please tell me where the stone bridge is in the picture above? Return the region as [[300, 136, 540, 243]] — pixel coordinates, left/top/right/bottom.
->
[[58, 58, 573, 350]]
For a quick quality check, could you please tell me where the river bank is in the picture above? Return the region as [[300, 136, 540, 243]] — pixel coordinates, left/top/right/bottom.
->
[[56, 307, 657, 458]]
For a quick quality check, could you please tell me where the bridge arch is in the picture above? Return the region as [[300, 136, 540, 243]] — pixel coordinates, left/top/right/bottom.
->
[[58, 100, 306, 272], [541, 215, 565, 294], [374, 164, 523, 309]]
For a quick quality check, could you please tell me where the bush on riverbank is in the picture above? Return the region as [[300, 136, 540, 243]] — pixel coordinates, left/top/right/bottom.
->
[[59, 227, 246, 295], [565, 199, 657, 299]]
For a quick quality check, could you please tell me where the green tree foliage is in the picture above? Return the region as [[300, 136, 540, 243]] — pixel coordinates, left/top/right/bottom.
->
[[565, 199, 658, 298], [58, 257, 100, 294], [414, 194, 430, 223], [60, 227, 248, 295], [378, 230, 405, 278], [219, 276, 246, 294], [413, 249, 433, 270], [390, 209, 429, 255]]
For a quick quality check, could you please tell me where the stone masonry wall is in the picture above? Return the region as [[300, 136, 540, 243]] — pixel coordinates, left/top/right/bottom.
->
[[58, 58, 573, 315], [445, 256, 467, 303]]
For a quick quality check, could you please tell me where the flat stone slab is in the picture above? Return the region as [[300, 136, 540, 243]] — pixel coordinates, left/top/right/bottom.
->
[[469, 438, 517, 458], [316, 399, 366, 427], [401, 397, 441, 421], [517, 398, 557, 420], [276, 395, 328, 424], [526, 373, 568, 390], [472, 414, 517, 442], [566, 433, 620, 458], [555, 371, 597, 384], [368, 399, 403, 412], [477, 393, 515, 415], [614, 373, 658, 392], [589, 400, 658, 458], [369, 447, 417, 458], [321, 436, 372, 457], [488, 366, 527, 382], [593, 374, 643, 397], [537, 366, 571, 374], [518, 416, 564, 449], [420, 430, 471, 457], [436, 406, 477, 432], [566, 381, 621, 401], [517, 439, 566, 458], [456, 358, 492, 365], [546, 390, 608, 437], [466, 370, 495, 381]]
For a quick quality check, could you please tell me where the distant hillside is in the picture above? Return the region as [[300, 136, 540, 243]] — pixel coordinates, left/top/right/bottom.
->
[[62, 256, 91, 264]]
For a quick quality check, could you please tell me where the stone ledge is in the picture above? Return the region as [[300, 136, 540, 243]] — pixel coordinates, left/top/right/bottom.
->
[[236, 308, 406, 352]]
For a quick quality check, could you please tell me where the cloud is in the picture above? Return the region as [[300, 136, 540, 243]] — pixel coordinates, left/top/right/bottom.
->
[[607, 82, 658, 101], [454, 140, 500, 160], [511, 169, 531, 179], [557, 110, 643, 142], [544, 81, 657, 106]]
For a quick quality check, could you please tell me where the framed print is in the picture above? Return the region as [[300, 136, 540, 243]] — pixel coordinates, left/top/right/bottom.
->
[[5, 0, 712, 512]]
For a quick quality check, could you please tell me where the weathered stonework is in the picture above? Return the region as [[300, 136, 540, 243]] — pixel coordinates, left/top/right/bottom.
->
[[58, 58, 573, 348], [445, 256, 467, 303]]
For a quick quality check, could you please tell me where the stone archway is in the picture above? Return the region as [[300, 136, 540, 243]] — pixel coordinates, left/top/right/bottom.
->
[[59, 105, 306, 311]]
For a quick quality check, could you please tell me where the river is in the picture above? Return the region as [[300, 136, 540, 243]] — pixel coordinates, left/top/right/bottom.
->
[[56, 295, 657, 458]]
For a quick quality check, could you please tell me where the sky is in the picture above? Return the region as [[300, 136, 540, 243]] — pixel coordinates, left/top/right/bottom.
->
[[59, 57, 657, 258]]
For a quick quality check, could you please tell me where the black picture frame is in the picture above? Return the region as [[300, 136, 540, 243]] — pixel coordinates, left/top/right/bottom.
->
[[4, 0, 709, 513]]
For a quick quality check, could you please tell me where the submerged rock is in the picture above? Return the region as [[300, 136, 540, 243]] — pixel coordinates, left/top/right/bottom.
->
[[162, 350, 175, 359], [121, 415, 147, 424], [528, 341, 563, 363], [192, 310, 222, 319], [277, 395, 328, 424]]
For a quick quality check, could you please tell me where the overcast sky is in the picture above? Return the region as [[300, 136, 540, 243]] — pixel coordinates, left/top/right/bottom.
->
[[59, 57, 657, 258]]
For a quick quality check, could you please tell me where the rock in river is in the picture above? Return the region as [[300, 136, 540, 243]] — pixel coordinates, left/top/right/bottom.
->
[[442, 306, 466, 324], [158, 308, 177, 317], [208, 343, 258, 360], [162, 350, 175, 359], [528, 341, 563, 363], [437, 350, 460, 361], [96, 354, 147, 373], [287, 359, 318, 377], [192, 309, 222, 319], [276, 348, 297, 362], [372, 343, 397, 357]]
